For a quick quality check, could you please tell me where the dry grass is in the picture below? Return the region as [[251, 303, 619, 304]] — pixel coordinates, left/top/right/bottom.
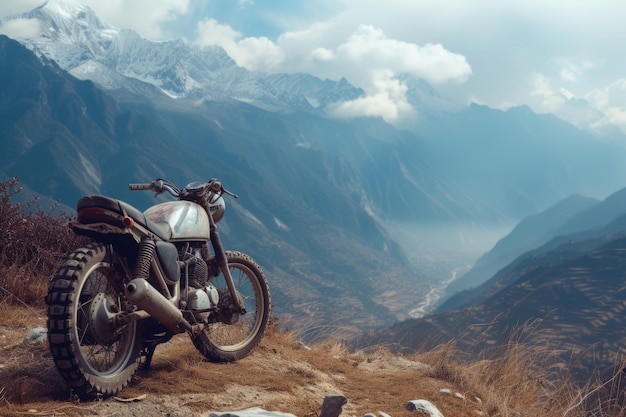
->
[[0, 308, 482, 417], [1, 303, 626, 416], [413, 319, 626, 417]]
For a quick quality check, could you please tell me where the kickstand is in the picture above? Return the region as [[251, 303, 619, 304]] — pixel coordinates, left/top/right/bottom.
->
[[142, 345, 157, 370]]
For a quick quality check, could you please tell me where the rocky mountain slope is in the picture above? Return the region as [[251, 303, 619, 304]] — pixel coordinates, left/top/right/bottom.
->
[[365, 229, 626, 387], [441, 187, 626, 309]]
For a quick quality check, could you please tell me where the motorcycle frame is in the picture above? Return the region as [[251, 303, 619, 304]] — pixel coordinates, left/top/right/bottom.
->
[[70, 198, 244, 336]]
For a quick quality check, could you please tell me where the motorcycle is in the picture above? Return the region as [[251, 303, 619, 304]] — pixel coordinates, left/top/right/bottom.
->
[[45, 178, 271, 398]]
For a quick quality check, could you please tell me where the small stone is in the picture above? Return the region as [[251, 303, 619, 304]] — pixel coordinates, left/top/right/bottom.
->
[[210, 407, 296, 417], [296, 341, 312, 350], [405, 400, 444, 417], [23, 327, 47, 345], [320, 394, 347, 417]]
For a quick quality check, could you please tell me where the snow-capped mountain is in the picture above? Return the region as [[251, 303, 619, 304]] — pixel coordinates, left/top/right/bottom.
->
[[10, 0, 363, 111], [550, 89, 622, 139]]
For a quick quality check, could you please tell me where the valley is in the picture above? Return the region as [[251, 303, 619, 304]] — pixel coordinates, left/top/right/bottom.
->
[[408, 264, 473, 319]]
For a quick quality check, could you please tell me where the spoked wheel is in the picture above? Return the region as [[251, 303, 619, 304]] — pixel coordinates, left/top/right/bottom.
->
[[46, 243, 142, 398], [191, 250, 271, 362]]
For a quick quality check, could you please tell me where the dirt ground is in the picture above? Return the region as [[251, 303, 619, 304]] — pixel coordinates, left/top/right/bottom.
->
[[0, 309, 490, 417]]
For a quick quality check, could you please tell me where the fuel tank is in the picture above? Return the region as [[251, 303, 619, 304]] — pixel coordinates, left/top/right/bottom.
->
[[144, 201, 210, 241]]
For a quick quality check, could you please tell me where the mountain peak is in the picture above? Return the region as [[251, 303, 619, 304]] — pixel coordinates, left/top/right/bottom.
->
[[39, 0, 89, 16], [9, 1, 364, 112], [31, 0, 113, 41]]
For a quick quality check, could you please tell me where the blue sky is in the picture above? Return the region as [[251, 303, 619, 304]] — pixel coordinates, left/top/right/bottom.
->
[[2, 0, 626, 134]]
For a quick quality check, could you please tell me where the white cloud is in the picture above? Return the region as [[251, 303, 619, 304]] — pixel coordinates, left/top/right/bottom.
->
[[587, 79, 626, 133], [82, 0, 189, 40], [329, 70, 414, 121], [193, 19, 470, 122], [530, 72, 566, 113], [194, 18, 285, 71], [560, 68, 577, 83], [588, 80, 626, 110], [325, 0, 626, 133], [195, 18, 240, 47], [0, 1, 44, 16], [0, 0, 44, 39], [310, 47, 334, 62], [554, 58, 599, 83], [307, 24, 470, 121], [0, 18, 40, 39], [231, 35, 285, 71], [597, 107, 626, 131], [335, 24, 471, 85]]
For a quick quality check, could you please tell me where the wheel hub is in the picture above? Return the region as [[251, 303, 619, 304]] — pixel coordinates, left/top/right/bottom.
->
[[88, 292, 119, 344], [219, 290, 245, 325]]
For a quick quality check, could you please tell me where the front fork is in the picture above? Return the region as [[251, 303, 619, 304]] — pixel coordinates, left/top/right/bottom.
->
[[208, 211, 246, 314]]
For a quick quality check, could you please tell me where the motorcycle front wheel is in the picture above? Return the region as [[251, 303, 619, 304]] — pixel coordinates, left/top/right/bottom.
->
[[191, 250, 271, 362], [46, 243, 142, 398]]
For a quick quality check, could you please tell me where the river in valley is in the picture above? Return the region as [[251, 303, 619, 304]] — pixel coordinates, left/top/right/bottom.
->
[[408, 264, 473, 318]]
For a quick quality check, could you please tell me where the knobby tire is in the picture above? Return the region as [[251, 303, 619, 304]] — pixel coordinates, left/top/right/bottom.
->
[[192, 250, 271, 362], [46, 243, 142, 398]]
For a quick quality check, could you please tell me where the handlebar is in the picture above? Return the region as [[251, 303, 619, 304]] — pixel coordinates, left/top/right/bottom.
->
[[128, 178, 237, 199], [209, 178, 238, 199], [128, 183, 152, 191]]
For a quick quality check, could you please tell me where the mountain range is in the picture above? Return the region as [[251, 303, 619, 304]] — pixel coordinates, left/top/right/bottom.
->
[[18, 0, 364, 112], [362, 187, 626, 385], [3, 0, 626, 348]]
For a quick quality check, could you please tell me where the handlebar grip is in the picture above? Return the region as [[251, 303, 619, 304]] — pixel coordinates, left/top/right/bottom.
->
[[129, 183, 152, 191]]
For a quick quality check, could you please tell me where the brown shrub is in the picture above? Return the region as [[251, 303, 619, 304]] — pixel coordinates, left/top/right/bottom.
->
[[0, 178, 86, 307]]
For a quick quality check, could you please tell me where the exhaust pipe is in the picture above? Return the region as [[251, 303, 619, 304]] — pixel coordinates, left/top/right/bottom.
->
[[125, 278, 191, 334]]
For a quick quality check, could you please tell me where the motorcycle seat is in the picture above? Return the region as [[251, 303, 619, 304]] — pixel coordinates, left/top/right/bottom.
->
[[77, 195, 172, 240]]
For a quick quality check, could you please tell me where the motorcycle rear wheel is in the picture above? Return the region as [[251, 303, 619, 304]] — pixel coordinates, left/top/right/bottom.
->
[[46, 243, 142, 398], [191, 250, 271, 362]]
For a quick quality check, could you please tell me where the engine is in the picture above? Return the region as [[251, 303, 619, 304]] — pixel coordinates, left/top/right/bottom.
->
[[185, 284, 219, 322], [182, 252, 219, 322]]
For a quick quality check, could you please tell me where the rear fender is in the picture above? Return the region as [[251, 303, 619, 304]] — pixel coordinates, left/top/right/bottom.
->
[[71, 206, 151, 243]]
